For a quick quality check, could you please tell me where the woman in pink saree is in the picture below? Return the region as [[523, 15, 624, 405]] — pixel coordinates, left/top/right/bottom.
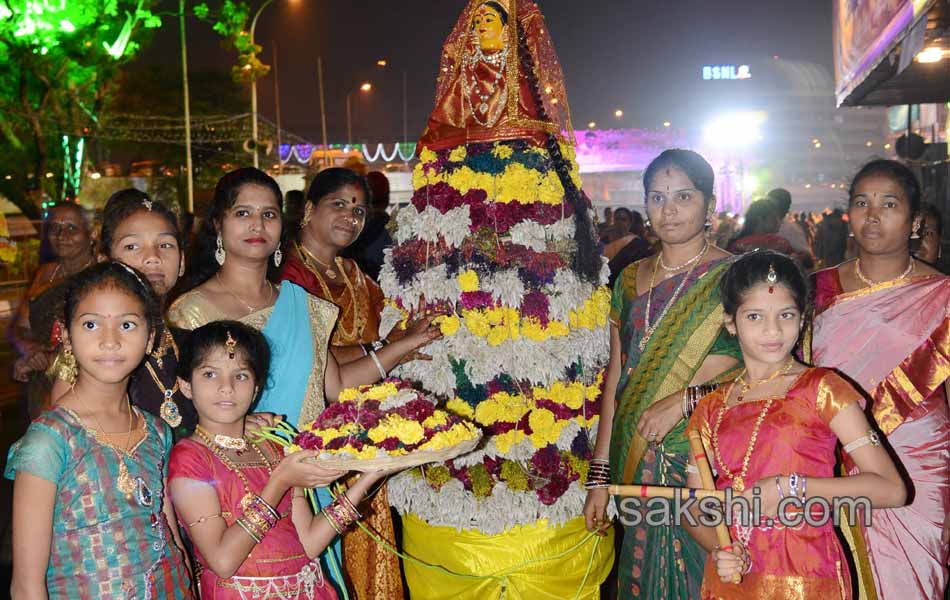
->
[[810, 160, 950, 600]]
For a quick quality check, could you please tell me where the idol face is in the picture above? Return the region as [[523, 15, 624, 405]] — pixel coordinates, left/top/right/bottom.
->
[[473, 3, 506, 52]]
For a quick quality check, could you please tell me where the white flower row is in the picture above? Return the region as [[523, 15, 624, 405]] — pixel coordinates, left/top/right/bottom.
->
[[378, 263, 609, 329], [384, 324, 609, 398], [387, 474, 590, 533]]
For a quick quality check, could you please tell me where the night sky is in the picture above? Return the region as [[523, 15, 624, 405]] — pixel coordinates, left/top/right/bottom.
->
[[137, 0, 834, 143]]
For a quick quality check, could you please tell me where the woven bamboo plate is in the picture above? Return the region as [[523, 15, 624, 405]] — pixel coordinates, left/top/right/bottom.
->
[[305, 434, 481, 472]]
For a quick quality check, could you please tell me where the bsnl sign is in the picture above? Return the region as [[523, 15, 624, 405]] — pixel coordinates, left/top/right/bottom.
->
[[702, 65, 752, 80]]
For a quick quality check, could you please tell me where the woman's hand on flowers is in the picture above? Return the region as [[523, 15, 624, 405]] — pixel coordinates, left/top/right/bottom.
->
[[713, 542, 751, 582], [273, 450, 346, 490], [583, 488, 611, 536], [636, 392, 684, 444], [403, 313, 443, 351]]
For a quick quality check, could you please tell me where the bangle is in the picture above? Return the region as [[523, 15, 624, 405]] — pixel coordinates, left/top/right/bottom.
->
[[368, 350, 387, 380], [800, 475, 807, 501], [682, 388, 690, 419], [236, 517, 263, 543], [775, 475, 785, 499], [788, 472, 799, 499], [359, 343, 369, 357], [371, 339, 388, 352]]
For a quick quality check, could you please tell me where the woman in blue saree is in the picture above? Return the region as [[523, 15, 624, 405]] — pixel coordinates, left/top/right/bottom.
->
[[167, 167, 441, 596]]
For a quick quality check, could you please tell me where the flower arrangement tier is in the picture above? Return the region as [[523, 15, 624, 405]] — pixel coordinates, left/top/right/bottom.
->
[[289, 380, 482, 472], [379, 1, 610, 534]]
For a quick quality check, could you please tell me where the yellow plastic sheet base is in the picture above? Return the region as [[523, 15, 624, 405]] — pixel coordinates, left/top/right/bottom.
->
[[402, 514, 615, 600]]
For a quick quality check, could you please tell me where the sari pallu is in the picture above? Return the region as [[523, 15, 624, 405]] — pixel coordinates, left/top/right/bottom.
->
[[280, 252, 406, 600], [608, 258, 740, 599], [810, 271, 950, 600]]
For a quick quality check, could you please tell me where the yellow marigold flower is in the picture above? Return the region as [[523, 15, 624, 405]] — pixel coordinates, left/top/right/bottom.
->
[[436, 314, 461, 336], [344, 444, 379, 459], [493, 429, 525, 453], [422, 412, 449, 429], [485, 306, 504, 325], [521, 317, 548, 342], [546, 320, 570, 337], [528, 408, 566, 447], [486, 326, 508, 347], [492, 143, 514, 160], [567, 453, 589, 481], [462, 310, 490, 337], [363, 382, 398, 401], [458, 270, 479, 292], [338, 387, 360, 403], [368, 415, 425, 445], [419, 148, 438, 165], [474, 392, 530, 425], [537, 170, 566, 205], [448, 146, 467, 162], [446, 397, 475, 419], [419, 423, 476, 450]]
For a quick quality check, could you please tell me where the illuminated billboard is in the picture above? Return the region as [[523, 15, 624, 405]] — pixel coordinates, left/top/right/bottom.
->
[[702, 65, 752, 80]]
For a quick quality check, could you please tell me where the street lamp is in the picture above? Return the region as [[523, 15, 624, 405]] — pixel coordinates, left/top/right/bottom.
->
[[663, 121, 671, 128], [614, 109, 624, 119], [346, 82, 372, 146], [249, 0, 278, 169], [587, 121, 596, 129]]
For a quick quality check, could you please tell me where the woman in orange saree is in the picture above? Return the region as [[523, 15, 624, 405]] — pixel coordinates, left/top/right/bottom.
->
[[279, 167, 405, 599], [810, 160, 950, 600]]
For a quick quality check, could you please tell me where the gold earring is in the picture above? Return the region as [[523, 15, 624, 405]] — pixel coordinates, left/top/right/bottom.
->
[[301, 202, 313, 228], [59, 344, 79, 386]]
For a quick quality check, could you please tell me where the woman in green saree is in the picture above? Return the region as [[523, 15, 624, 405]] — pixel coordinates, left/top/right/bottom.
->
[[584, 149, 741, 599]]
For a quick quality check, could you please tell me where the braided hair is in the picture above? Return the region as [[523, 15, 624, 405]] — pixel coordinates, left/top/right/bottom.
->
[[516, 27, 601, 284]]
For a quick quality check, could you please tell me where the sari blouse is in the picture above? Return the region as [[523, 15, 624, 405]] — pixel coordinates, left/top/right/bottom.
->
[[280, 253, 385, 346], [168, 439, 337, 599], [686, 368, 858, 600], [4, 407, 192, 599]]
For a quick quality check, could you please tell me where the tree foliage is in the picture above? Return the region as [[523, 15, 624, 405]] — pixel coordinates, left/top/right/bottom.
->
[[0, 0, 161, 215], [193, 0, 270, 84]]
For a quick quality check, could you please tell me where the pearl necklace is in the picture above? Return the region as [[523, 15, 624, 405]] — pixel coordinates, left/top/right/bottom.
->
[[464, 36, 508, 126], [854, 257, 914, 287], [659, 241, 709, 272]]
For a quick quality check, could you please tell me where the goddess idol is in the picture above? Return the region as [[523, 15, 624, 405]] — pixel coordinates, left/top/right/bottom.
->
[[379, 0, 614, 598]]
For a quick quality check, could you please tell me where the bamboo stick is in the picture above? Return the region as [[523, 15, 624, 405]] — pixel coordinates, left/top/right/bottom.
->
[[688, 430, 741, 584], [606, 484, 725, 501]]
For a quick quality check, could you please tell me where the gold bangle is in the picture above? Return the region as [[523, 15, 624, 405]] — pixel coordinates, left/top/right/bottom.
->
[[236, 517, 262, 543]]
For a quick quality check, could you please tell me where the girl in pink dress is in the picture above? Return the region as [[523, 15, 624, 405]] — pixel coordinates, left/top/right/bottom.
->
[[169, 321, 390, 599], [684, 251, 907, 599]]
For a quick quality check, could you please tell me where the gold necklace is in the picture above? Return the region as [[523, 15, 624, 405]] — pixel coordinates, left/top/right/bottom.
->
[[658, 240, 709, 272], [150, 327, 178, 369], [75, 392, 139, 500], [639, 242, 709, 351], [215, 273, 276, 313], [297, 242, 339, 279], [297, 243, 365, 341], [736, 359, 795, 403], [194, 425, 274, 512], [710, 360, 794, 492], [854, 257, 914, 287]]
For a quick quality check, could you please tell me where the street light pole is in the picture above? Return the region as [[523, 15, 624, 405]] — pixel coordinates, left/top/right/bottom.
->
[[346, 90, 353, 146], [249, 0, 276, 169], [179, 0, 194, 212]]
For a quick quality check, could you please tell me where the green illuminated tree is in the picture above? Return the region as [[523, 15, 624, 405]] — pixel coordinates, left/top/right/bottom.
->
[[0, 0, 161, 216]]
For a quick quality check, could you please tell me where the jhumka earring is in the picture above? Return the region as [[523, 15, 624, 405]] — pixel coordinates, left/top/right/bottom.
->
[[273, 248, 283, 267], [215, 234, 226, 266], [767, 263, 778, 294], [225, 330, 237, 359], [301, 202, 314, 228], [910, 222, 921, 240], [62, 343, 79, 386]]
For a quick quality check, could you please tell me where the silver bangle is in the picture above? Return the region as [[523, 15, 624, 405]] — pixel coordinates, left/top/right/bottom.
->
[[368, 349, 387, 380]]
